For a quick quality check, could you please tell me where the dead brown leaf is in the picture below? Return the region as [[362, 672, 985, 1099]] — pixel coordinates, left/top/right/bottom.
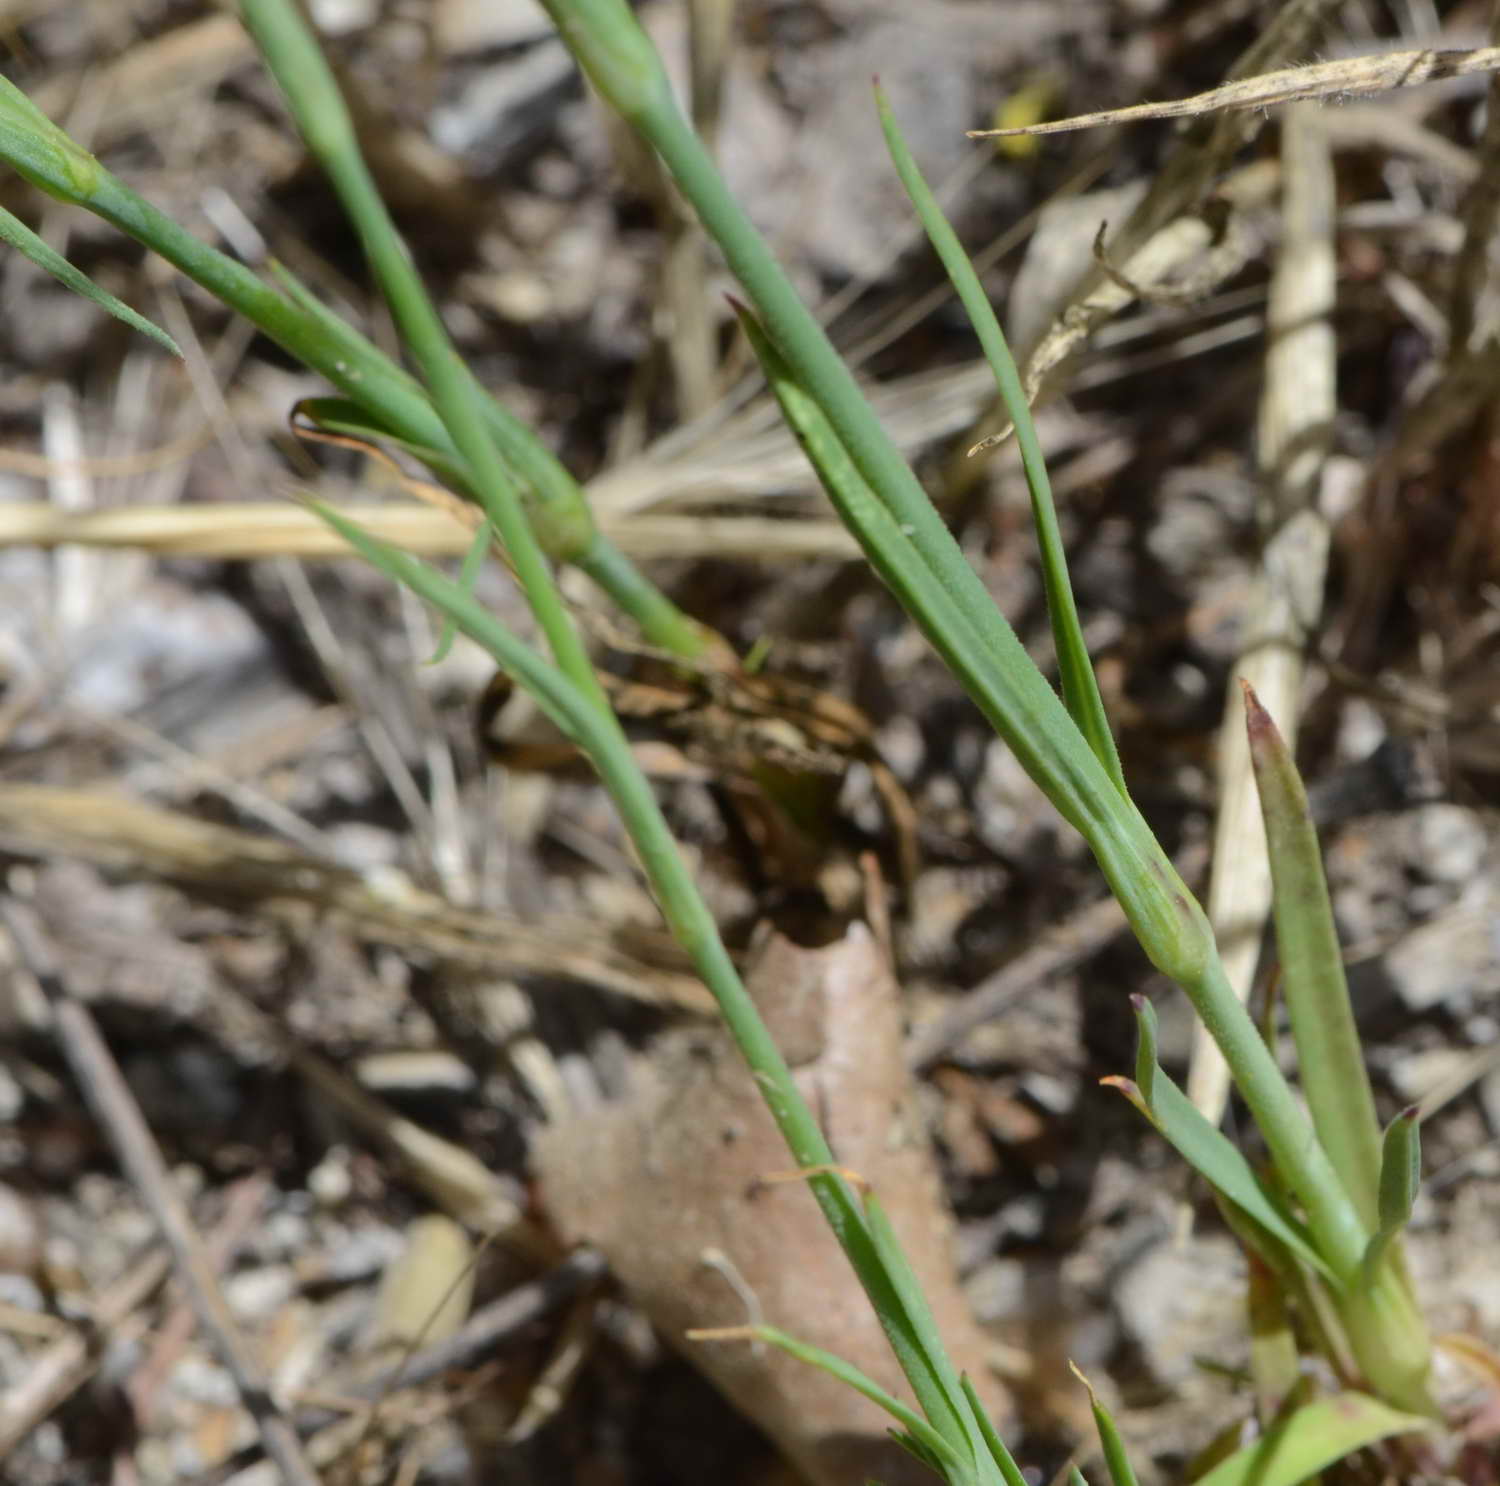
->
[[533, 926, 1008, 1486]]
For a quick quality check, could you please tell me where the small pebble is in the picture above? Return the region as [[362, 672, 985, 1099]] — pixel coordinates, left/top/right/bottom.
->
[[1408, 803, 1488, 884], [308, 1147, 354, 1209], [0, 1184, 41, 1273]]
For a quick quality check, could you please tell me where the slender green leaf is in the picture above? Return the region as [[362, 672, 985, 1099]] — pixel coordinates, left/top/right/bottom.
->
[[1191, 1391, 1432, 1486], [275, 249, 714, 661], [960, 1376, 1029, 1486], [427, 520, 492, 664], [542, 4, 1377, 1294], [267, 261, 428, 400], [1130, 989, 1161, 1103], [1070, 1365, 1140, 1486], [1243, 681, 1382, 1228], [537, 0, 1249, 1010], [270, 264, 595, 569], [1110, 999, 1334, 1283], [874, 85, 1123, 795], [0, 73, 101, 200], [1363, 1107, 1421, 1279], [862, 1194, 979, 1457], [0, 203, 179, 355], [292, 400, 723, 665], [293, 396, 471, 493], [691, 1324, 969, 1478], [0, 73, 705, 657], [303, 502, 973, 1451], [1377, 1107, 1421, 1237], [255, 8, 964, 1421], [729, 298, 1209, 993], [888, 1427, 957, 1479], [242, 0, 611, 714]]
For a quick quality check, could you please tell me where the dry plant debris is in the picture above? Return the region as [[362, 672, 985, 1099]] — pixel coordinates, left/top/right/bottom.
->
[[1, 1, 1500, 1483], [969, 45, 1500, 138]]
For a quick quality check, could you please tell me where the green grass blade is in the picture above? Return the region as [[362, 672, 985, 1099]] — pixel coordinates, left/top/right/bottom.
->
[[1110, 998, 1335, 1283], [293, 396, 471, 490], [0, 73, 100, 199], [1242, 682, 1382, 1229], [0, 71, 707, 659], [861, 1194, 980, 1457], [874, 86, 1124, 795], [305, 501, 983, 1455], [539, 3, 1179, 875], [533, 19, 1387, 1281], [692, 1324, 970, 1479], [1221, 1195, 1357, 1385], [729, 299, 1208, 980], [1376, 1107, 1420, 1237], [276, 251, 713, 657], [240, 0, 610, 711], [0, 202, 179, 355], [427, 519, 493, 665], [960, 1375, 1029, 1486], [1363, 1107, 1420, 1280], [1069, 1366, 1140, 1486], [1191, 1392, 1433, 1486], [268, 217, 712, 658], [734, 293, 1368, 1287], [273, 252, 710, 654]]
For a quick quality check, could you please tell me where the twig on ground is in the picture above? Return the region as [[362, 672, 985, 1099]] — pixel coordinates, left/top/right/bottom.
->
[[190, 988, 545, 1251], [503, 1287, 598, 1443], [286, 1249, 607, 1438], [906, 889, 1122, 1072], [905, 843, 1209, 1072], [965, 179, 1277, 456], [1087, 213, 1254, 311], [0, 1247, 170, 1461], [126, 1173, 272, 1428], [0, 899, 322, 1486]]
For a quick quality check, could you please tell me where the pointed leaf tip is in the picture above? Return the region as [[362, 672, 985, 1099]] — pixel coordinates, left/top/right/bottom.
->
[[1240, 677, 1273, 737], [1100, 1075, 1153, 1123]]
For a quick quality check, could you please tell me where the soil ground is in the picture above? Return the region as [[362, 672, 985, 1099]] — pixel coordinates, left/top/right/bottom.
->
[[2, 2, 1500, 1483]]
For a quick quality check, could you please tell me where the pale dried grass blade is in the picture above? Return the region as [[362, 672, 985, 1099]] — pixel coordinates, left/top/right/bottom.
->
[[0, 500, 861, 561], [1187, 106, 1337, 1129], [972, 0, 1335, 468], [0, 782, 712, 1012], [970, 46, 1500, 139], [967, 213, 1219, 456]]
